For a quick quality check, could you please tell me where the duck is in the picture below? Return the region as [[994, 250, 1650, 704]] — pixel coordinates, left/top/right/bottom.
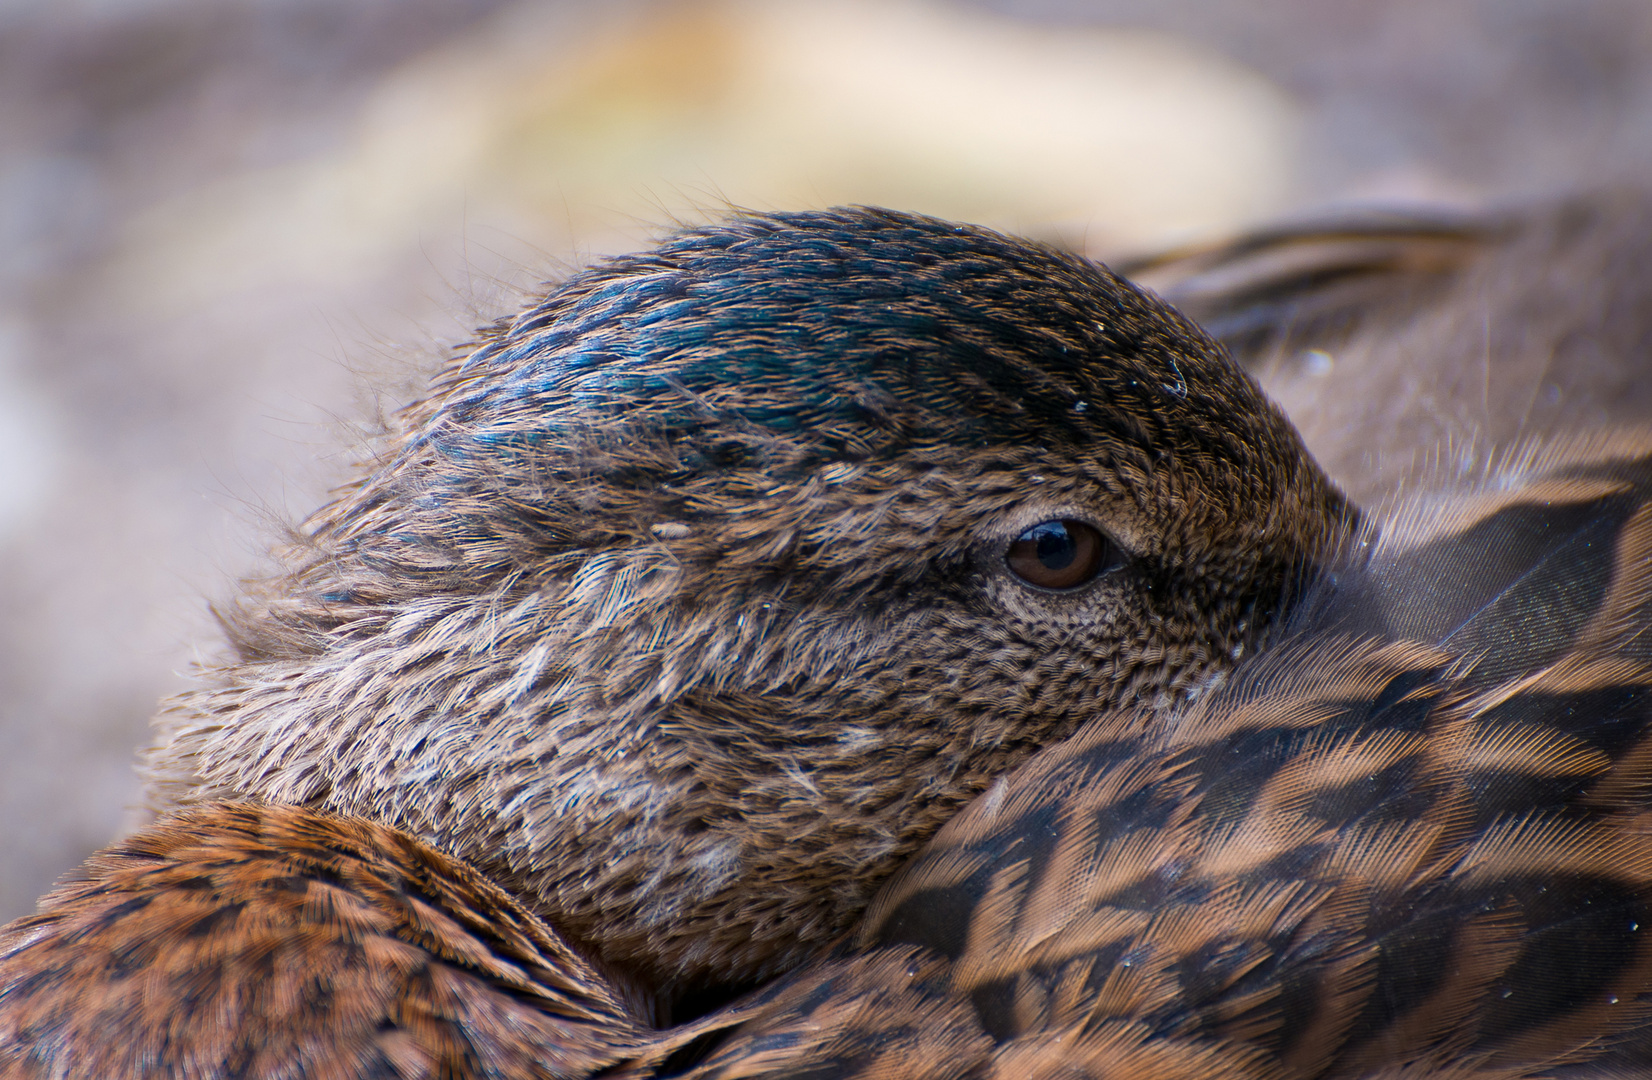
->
[[0, 206, 1355, 1077], [680, 192, 1652, 1077], [6, 198, 1650, 1080]]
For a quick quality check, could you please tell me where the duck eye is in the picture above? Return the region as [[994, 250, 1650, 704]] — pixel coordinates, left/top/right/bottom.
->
[[1006, 520, 1120, 591]]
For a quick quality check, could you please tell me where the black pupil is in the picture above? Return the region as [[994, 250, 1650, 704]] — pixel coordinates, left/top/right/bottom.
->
[[1031, 522, 1077, 571]]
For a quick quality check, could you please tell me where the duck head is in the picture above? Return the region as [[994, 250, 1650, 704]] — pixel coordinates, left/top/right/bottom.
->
[[145, 207, 1354, 1008]]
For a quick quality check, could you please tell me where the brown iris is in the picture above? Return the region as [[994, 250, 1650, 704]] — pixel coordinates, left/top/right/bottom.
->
[[1006, 520, 1120, 590]]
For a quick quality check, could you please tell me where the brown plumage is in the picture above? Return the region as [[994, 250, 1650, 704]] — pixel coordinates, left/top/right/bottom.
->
[[4, 198, 1649, 1078], [0, 205, 1352, 1075], [135, 208, 1346, 1008], [0, 804, 650, 1077]]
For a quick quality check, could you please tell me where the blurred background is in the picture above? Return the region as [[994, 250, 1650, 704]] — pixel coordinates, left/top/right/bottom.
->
[[3, 0, 1651, 919]]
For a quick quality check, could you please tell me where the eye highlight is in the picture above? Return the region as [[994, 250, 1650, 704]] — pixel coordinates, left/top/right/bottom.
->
[[1006, 520, 1122, 591]]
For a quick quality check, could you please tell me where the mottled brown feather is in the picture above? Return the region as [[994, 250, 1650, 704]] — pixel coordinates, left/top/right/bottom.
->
[[0, 803, 646, 1078]]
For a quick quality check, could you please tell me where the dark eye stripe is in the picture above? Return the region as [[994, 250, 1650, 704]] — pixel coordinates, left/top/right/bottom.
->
[[1006, 520, 1121, 590]]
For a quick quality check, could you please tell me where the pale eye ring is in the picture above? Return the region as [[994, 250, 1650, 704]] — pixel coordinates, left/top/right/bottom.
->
[[1005, 519, 1122, 591]]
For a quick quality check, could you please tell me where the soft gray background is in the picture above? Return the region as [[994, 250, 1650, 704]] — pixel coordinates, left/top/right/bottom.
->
[[3, 0, 1651, 919]]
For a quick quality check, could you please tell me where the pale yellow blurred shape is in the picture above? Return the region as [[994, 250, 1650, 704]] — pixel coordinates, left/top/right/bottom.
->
[[111, 0, 1300, 311]]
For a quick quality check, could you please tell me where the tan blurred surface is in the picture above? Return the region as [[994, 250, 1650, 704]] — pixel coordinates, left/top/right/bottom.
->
[[2, 0, 1651, 920]]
